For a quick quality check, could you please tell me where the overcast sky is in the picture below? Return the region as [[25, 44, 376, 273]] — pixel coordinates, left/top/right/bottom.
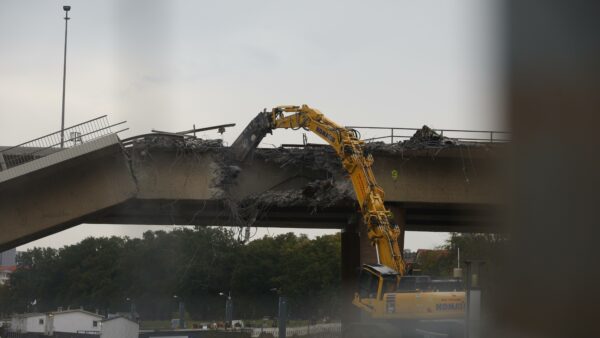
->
[[0, 0, 503, 251]]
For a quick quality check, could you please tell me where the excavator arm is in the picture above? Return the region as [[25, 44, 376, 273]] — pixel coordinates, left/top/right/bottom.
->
[[231, 104, 405, 275]]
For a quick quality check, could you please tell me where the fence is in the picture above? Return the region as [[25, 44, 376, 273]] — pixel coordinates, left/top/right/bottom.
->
[[139, 330, 250, 338], [345, 126, 510, 144], [0, 116, 126, 170], [251, 323, 341, 338], [2, 332, 41, 338], [1, 332, 98, 338]]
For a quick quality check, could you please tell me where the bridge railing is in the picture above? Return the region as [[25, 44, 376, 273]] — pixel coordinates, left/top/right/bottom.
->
[[0, 116, 127, 171], [345, 126, 511, 144]]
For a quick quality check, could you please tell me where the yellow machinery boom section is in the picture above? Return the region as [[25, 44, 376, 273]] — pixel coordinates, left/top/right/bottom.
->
[[268, 105, 405, 275]]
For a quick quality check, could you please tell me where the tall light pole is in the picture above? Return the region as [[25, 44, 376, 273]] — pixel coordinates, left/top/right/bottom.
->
[[125, 297, 136, 320], [173, 295, 185, 329], [270, 288, 286, 338], [219, 291, 233, 328], [60, 5, 71, 149]]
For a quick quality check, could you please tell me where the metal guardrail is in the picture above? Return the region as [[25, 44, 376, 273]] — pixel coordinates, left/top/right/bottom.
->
[[0, 116, 127, 170], [250, 323, 341, 337], [345, 126, 510, 144]]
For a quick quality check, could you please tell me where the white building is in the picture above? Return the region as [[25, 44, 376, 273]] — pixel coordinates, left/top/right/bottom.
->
[[10, 309, 104, 334], [51, 309, 103, 334], [100, 316, 139, 338], [10, 313, 51, 334]]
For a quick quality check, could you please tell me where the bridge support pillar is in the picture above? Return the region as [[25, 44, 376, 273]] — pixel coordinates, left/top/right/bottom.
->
[[388, 205, 406, 254], [359, 216, 377, 266], [341, 217, 361, 330]]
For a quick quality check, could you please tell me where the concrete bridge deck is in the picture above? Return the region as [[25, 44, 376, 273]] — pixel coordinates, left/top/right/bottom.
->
[[0, 133, 506, 251]]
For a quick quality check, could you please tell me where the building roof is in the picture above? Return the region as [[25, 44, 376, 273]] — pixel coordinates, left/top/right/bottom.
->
[[14, 309, 104, 319], [51, 309, 104, 318], [13, 313, 45, 318], [102, 316, 138, 324], [0, 265, 16, 272]]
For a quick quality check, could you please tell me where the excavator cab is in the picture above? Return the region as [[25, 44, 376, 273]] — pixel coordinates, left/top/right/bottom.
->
[[358, 264, 399, 301], [358, 264, 464, 297], [355, 264, 465, 322]]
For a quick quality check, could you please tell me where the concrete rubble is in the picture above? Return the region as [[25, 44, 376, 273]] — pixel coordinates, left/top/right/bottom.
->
[[224, 146, 356, 226], [361, 126, 465, 155]]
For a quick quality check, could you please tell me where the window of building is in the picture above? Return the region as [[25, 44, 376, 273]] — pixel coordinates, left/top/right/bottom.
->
[[93, 320, 98, 327], [39, 318, 44, 325]]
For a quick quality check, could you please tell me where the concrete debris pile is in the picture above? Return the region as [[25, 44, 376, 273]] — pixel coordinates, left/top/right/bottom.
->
[[131, 135, 225, 152], [181, 137, 225, 151], [242, 178, 354, 209], [402, 125, 456, 148], [301, 178, 354, 207], [362, 125, 472, 155], [254, 146, 343, 175], [216, 146, 355, 226]]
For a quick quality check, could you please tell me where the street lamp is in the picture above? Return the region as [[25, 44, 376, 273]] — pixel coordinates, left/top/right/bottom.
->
[[270, 288, 287, 338], [60, 5, 71, 149], [219, 291, 233, 328], [172, 295, 185, 329], [125, 297, 136, 320]]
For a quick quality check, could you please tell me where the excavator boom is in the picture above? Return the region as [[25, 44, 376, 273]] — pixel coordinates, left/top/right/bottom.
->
[[232, 105, 466, 334]]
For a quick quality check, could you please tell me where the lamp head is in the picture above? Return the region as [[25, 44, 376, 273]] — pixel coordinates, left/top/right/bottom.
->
[[63, 5, 71, 11]]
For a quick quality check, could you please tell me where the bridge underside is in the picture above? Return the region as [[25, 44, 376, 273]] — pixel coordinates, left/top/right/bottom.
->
[[87, 199, 501, 233]]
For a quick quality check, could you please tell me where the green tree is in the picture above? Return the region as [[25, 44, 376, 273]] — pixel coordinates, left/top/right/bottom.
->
[[9, 247, 59, 312], [6, 228, 342, 321], [231, 233, 341, 319], [55, 237, 126, 311]]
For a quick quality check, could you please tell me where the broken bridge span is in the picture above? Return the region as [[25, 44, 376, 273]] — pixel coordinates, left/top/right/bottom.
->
[[0, 129, 507, 253]]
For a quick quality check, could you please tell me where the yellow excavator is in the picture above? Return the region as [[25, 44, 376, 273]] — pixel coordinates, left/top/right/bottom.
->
[[231, 105, 466, 337]]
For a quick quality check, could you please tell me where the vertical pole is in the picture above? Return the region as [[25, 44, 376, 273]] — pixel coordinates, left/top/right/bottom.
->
[[465, 261, 472, 338], [178, 301, 185, 329], [225, 296, 233, 328], [278, 296, 287, 338], [130, 301, 135, 320], [391, 128, 394, 143], [60, 6, 71, 149]]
